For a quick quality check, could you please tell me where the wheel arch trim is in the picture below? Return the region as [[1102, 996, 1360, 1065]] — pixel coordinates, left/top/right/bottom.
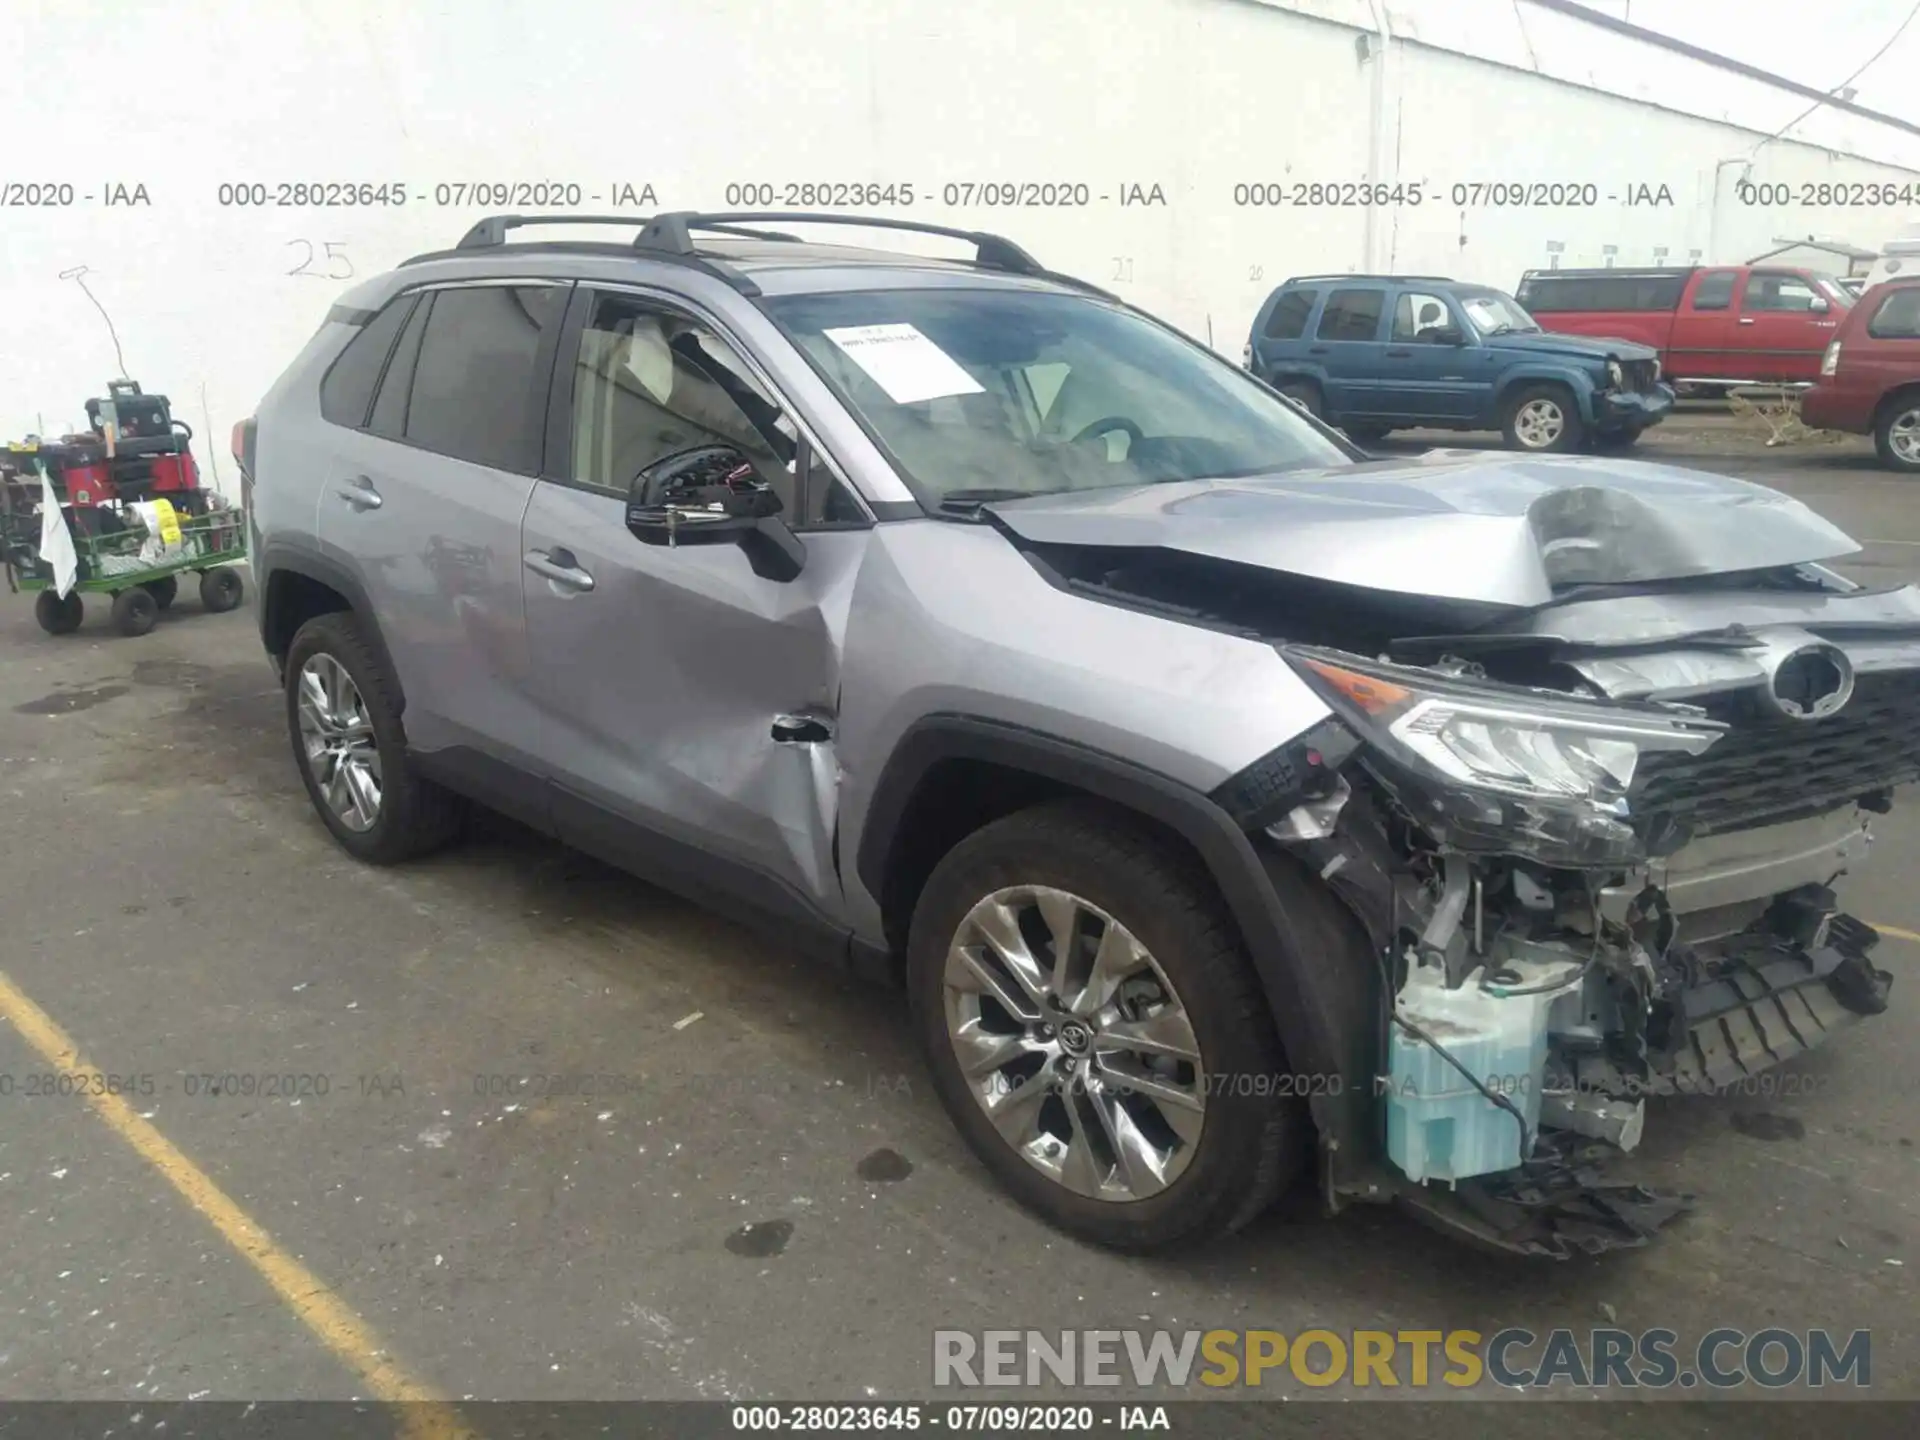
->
[[257, 543, 404, 713], [856, 714, 1350, 1093]]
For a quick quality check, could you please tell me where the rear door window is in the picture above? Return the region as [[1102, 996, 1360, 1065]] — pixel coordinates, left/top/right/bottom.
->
[[1315, 289, 1385, 342], [403, 283, 571, 473], [1867, 288, 1920, 338], [1262, 289, 1317, 340], [1689, 271, 1737, 311]]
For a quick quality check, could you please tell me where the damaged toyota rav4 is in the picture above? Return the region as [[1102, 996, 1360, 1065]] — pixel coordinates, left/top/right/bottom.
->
[[241, 214, 1907, 1260]]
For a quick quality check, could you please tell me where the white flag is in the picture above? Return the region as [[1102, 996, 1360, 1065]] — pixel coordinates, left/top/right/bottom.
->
[[37, 466, 79, 600]]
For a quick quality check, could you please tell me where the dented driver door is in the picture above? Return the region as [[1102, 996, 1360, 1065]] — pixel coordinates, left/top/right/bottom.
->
[[520, 286, 868, 937]]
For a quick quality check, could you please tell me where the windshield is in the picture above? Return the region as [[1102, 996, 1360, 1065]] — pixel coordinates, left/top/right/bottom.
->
[[1456, 289, 1540, 336], [760, 288, 1351, 505], [1810, 273, 1857, 307]]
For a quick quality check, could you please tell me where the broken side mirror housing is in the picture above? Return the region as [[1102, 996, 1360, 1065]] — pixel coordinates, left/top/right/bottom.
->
[[625, 444, 805, 582]]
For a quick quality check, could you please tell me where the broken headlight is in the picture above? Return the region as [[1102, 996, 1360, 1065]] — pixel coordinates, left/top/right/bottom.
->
[[1284, 646, 1725, 867]]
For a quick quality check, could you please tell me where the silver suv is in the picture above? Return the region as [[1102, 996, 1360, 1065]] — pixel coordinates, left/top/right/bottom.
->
[[239, 213, 1909, 1258]]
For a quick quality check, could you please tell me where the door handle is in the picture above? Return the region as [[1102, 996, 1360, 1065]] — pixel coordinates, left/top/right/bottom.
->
[[1385, 348, 1412, 358], [1308, 346, 1330, 355], [770, 713, 833, 744], [523, 548, 595, 592], [335, 476, 382, 510], [1737, 317, 1756, 325]]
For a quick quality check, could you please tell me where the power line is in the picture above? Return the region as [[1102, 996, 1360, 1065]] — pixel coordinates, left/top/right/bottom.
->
[[1751, 0, 1920, 153]]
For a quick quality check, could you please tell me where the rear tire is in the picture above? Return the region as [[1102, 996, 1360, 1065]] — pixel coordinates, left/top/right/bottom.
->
[[111, 587, 159, 638], [906, 798, 1305, 1252], [1501, 384, 1585, 453], [33, 590, 83, 635], [1874, 393, 1920, 474], [1276, 380, 1324, 419], [284, 612, 464, 864], [199, 566, 244, 613]]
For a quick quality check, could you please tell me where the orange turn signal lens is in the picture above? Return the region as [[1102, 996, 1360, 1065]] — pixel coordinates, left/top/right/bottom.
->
[[1300, 658, 1411, 716]]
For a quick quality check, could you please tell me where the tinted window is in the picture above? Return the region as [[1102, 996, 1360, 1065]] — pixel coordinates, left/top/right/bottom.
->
[[1263, 289, 1316, 340], [1867, 288, 1920, 339], [319, 297, 413, 428], [1743, 273, 1821, 312], [369, 294, 431, 439], [569, 291, 797, 513], [1315, 289, 1385, 342], [1691, 271, 1736, 311], [404, 283, 568, 472], [1392, 292, 1453, 341], [1521, 274, 1684, 311]]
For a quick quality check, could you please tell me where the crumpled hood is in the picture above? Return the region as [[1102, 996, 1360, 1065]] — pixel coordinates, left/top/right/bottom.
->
[[1485, 330, 1660, 364], [985, 451, 1861, 608]]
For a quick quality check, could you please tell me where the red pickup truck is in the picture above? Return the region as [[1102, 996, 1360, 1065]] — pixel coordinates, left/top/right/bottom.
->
[[1514, 265, 1855, 389]]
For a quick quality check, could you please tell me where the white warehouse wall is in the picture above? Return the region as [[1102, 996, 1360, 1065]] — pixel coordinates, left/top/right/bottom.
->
[[4, 0, 1918, 462]]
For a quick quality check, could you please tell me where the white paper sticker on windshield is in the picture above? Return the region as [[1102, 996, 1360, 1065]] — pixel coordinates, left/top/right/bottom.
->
[[822, 323, 985, 405]]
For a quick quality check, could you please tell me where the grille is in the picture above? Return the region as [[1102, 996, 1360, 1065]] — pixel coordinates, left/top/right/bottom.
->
[[1622, 359, 1660, 393], [1632, 669, 1920, 836]]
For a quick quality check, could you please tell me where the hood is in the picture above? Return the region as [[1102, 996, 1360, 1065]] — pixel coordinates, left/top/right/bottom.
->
[[985, 451, 1860, 609], [1483, 330, 1659, 363]]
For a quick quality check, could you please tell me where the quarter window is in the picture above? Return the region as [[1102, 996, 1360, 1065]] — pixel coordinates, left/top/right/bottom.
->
[[1262, 289, 1317, 340], [319, 297, 414, 428]]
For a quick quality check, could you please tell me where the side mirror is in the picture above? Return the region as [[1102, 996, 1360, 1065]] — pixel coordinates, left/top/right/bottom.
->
[[1809, 296, 1831, 314], [625, 445, 804, 581], [1427, 325, 1466, 346]]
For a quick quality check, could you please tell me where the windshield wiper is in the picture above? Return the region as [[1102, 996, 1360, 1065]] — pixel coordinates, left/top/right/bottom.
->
[[936, 487, 1050, 515]]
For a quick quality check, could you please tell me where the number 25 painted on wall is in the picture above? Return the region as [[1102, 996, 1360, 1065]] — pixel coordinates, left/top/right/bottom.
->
[[286, 241, 353, 280]]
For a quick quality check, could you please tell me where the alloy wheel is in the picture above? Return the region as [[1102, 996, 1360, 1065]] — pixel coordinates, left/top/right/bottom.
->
[[941, 884, 1206, 1202], [1891, 407, 1920, 467], [1514, 398, 1566, 449], [296, 654, 383, 832]]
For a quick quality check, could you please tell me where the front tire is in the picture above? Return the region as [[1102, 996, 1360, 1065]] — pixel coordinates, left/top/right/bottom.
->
[[1875, 394, 1920, 474], [284, 612, 464, 864], [1501, 385, 1585, 453], [906, 799, 1305, 1252]]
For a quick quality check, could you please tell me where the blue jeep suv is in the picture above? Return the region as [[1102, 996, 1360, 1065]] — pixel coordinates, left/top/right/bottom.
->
[[1244, 274, 1673, 452]]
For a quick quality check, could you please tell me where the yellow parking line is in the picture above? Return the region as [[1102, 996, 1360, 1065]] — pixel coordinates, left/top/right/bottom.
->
[[1870, 921, 1920, 945], [0, 970, 475, 1440]]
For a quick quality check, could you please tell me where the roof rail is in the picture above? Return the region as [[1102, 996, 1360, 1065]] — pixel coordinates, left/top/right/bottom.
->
[[436, 213, 766, 293], [634, 211, 1048, 276], [412, 210, 1112, 301], [1282, 273, 1456, 284]]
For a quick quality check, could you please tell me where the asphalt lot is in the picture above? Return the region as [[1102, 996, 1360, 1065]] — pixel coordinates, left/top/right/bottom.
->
[[1, 413, 1915, 1434]]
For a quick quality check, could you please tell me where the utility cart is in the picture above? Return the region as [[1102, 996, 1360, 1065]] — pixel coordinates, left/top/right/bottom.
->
[[2, 379, 247, 638]]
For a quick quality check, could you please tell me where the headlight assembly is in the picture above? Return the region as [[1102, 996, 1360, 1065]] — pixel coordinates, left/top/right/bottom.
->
[[1284, 646, 1726, 867], [1605, 359, 1625, 389]]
